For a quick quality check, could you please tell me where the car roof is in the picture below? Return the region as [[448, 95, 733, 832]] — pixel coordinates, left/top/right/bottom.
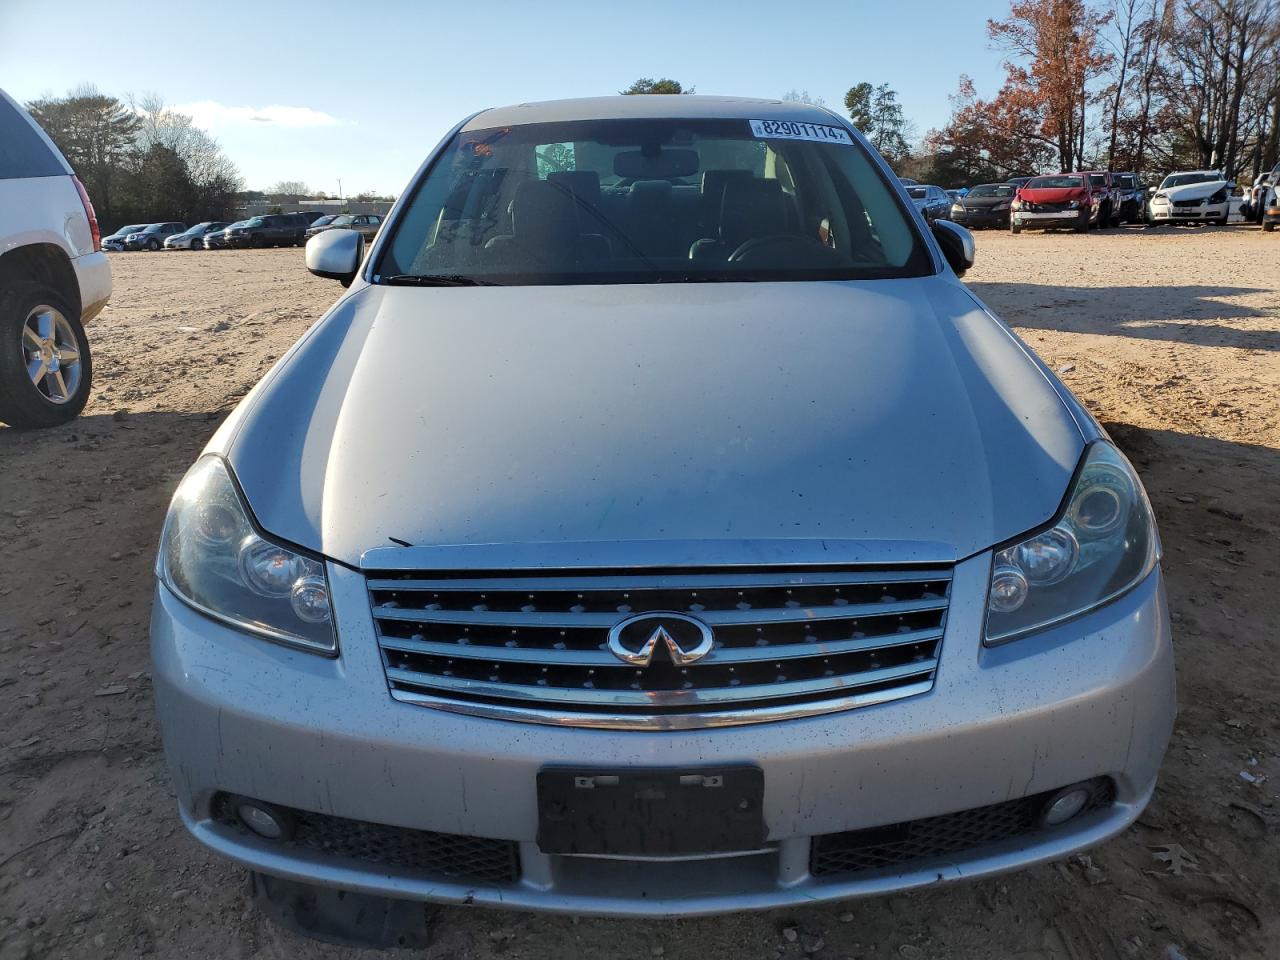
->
[[463, 95, 841, 131]]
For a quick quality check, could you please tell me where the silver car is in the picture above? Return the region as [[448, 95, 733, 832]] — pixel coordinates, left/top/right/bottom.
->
[[151, 96, 1174, 938]]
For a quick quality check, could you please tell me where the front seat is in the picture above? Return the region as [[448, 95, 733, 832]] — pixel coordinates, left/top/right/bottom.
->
[[485, 180, 608, 266], [689, 178, 791, 261]]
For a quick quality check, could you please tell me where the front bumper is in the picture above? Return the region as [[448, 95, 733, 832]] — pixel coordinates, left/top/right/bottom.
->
[[152, 555, 1175, 916], [1149, 201, 1228, 222], [1012, 210, 1085, 229], [953, 208, 1010, 227]]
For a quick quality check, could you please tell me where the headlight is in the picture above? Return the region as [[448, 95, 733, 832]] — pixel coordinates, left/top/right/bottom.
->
[[951, 204, 964, 214], [1209, 187, 1227, 203], [985, 442, 1158, 644], [158, 456, 337, 654], [1153, 192, 1168, 202]]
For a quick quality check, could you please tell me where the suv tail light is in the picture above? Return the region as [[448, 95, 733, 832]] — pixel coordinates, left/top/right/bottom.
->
[[72, 176, 101, 252]]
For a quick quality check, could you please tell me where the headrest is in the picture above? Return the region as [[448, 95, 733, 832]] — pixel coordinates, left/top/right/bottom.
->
[[547, 170, 601, 206], [510, 180, 578, 243], [719, 178, 788, 245], [628, 179, 673, 204]]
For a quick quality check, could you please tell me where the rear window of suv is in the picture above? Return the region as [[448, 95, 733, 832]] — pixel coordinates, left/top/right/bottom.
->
[[0, 96, 66, 180]]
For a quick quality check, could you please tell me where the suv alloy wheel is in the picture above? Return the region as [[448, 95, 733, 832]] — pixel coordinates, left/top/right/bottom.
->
[[0, 283, 93, 427]]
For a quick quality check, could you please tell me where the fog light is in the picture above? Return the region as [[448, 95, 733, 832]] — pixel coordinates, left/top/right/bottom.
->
[[989, 564, 1029, 612], [236, 799, 293, 840], [1041, 786, 1091, 826]]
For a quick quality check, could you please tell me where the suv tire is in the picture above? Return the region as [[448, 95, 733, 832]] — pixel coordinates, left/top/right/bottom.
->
[[0, 283, 93, 428], [147, 238, 161, 251], [251, 234, 265, 249]]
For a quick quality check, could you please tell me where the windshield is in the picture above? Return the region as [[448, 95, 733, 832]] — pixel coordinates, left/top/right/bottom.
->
[[117, 224, 147, 235], [188, 222, 212, 233], [314, 215, 337, 225], [1162, 172, 1220, 188], [906, 187, 928, 199], [1027, 175, 1083, 189], [142, 224, 165, 233], [246, 218, 265, 226], [967, 184, 1013, 198], [331, 214, 356, 225], [377, 117, 930, 285], [1088, 174, 1106, 187]]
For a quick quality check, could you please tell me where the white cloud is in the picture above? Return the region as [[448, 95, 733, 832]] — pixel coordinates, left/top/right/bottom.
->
[[172, 100, 344, 130]]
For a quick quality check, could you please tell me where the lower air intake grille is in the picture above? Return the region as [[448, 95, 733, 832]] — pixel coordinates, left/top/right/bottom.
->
[[810, 779, 1115, 877], [366, 564, 952, 729], [212, 795, 520, 885]]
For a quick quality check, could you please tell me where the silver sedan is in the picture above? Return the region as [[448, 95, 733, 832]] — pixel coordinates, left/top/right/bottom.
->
[[151, 95, 1174, 938]]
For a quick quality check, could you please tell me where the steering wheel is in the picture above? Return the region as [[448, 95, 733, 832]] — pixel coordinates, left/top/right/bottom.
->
[[727, 234, 822, 264]]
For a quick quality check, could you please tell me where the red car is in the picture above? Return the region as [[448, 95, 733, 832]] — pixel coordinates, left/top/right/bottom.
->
[[1010, 173, 1110, 234]]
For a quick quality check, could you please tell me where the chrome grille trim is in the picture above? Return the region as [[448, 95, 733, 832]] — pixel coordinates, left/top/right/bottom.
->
[[385, 659, 938, 707], [370, 597, 948, 630], [368, 564, 952, 730]]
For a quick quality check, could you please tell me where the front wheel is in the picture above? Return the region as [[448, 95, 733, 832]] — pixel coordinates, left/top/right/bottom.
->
[[0, 283, 93, 428], [1010, 222, 1021, 235], [250, 235, 265, 249], [147, 238, 160, 251], [1263, 221, 1275, 232]]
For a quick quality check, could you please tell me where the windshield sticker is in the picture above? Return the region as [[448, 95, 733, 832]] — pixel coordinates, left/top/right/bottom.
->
[[749, 119, 852, 145]]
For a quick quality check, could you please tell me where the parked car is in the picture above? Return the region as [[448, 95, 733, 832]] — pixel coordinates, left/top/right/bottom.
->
[[1010, 173, 1107, 233], [102, 223, 148, 252], [302, 214, 341, 239], [152, 95, 1173, 937], [321, 213, 383, 240], [124, 221, 187, 251], [949, 182, 1015, 229], [1110, 172, 1145, 224], [1147, 170, 1232, 226], [905, 184, 951, 222], [1006, 176, 1034, 189], [0, 87, 110, 427], [202, 221, 248, 250], [165, 221, 230, 250], [296, 211, 327, 225], [1263, 182, 1279, 232], [1245, 167, 1276, 223], [1081, 171, 1120, 227], [897, 176, 919, 185], [225, 213, 310, 248]]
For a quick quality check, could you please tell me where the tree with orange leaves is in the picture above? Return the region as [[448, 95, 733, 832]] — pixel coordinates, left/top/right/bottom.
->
[[987, 0, 1114, 171]]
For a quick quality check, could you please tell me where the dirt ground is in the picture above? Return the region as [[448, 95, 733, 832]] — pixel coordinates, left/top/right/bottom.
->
[[1, 228, 1278, 960]]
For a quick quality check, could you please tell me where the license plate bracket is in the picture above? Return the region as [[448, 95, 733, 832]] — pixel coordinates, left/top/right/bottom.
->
[[536, 766, 766, 856]]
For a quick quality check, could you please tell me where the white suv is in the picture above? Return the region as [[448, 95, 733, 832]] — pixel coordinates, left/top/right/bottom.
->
[[0, 88, 110, 427]]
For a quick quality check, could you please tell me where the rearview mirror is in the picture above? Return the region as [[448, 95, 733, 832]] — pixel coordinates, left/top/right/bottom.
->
[[305, 228, 364, 286], [613, 148, 699, 180], [932, 219, 975, 277]]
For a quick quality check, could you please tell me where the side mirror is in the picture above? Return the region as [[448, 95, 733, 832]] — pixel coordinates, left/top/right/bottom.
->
[[932, 219, 975, 277], [305, 228, 364, 286]]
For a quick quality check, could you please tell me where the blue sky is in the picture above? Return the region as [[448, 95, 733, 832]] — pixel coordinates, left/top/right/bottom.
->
[[0, 0, 1012, 195]]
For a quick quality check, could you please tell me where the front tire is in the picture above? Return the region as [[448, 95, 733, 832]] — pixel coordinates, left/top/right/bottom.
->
[[1264, 221, 1275, 232], [1010, 222, 1021, 235], [147, 238, 160, 251], [0, 284, 92, 428], [250, 235, 265, 249]]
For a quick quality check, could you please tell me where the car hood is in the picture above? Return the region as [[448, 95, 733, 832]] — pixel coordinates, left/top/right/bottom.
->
[[1018, 188, 1086, 203], [1161, 180, 1227, 201], [220, 279, 1084, 568], [961, 196, 1011, 208]]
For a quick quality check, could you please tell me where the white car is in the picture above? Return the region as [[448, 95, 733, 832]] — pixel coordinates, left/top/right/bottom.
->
[[0, 88, 110, 427], [1147, 170, 1233, 226]]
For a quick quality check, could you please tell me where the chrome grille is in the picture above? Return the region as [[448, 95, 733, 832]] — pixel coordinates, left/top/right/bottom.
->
[[368, 565, 951, 729]]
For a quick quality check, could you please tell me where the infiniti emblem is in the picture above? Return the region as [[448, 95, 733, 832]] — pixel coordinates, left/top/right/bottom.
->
[[606, 612, 715, 666]]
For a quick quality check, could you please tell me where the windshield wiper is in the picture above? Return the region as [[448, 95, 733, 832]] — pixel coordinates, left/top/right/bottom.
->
[[382, 274, 498, 286]]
